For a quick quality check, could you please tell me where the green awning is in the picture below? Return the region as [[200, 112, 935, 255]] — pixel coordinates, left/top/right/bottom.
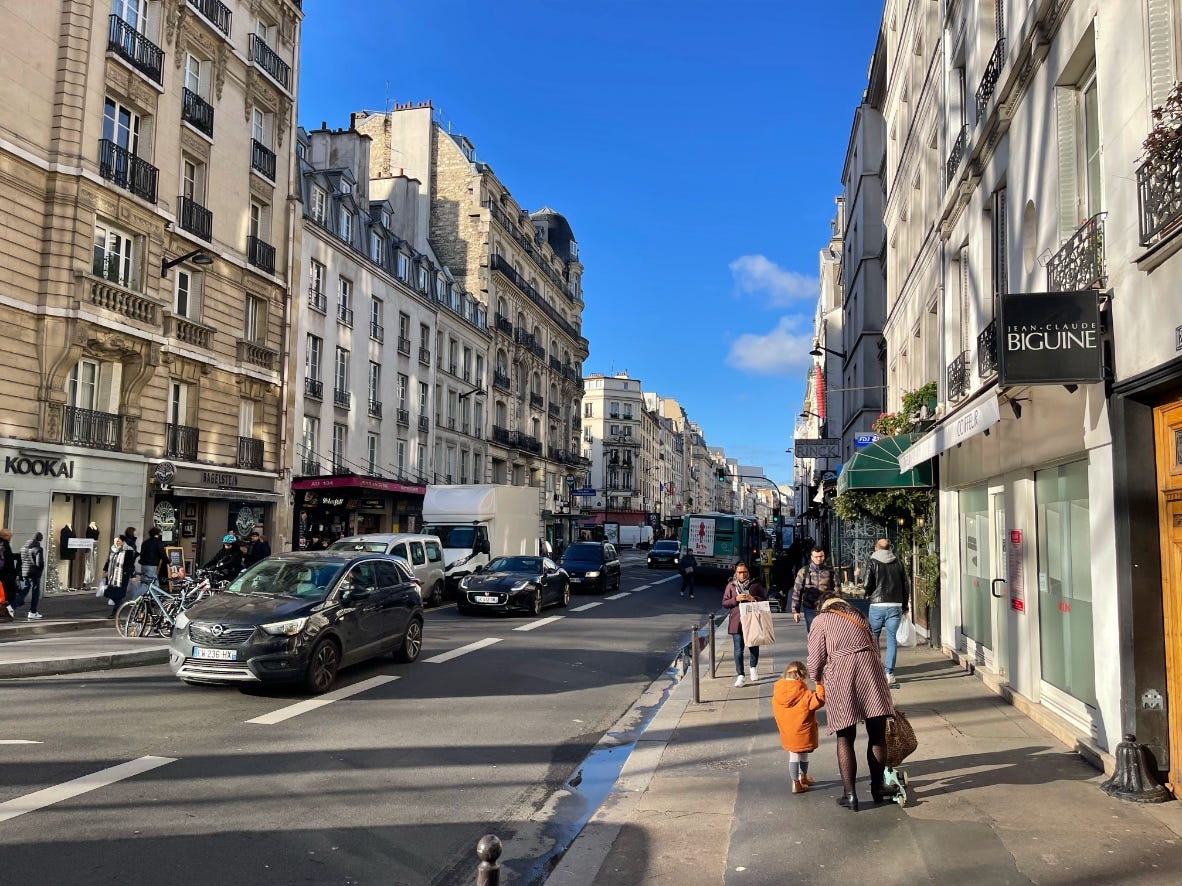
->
[[836, 433, 933, 495]]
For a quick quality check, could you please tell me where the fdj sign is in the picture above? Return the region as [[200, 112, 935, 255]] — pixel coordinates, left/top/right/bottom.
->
[[998, 292, 1103, 386], [4, 456, 74, 478]]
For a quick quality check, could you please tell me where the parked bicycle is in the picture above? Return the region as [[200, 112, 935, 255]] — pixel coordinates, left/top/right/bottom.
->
[[115, 572, 218, 638]]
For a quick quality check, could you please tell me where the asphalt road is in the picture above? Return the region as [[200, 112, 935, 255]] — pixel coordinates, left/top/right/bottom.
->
[[0, 551, 714, 886]]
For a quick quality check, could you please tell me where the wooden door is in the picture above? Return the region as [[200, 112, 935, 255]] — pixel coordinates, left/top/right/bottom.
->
[[1154, 400, 1182, 798]]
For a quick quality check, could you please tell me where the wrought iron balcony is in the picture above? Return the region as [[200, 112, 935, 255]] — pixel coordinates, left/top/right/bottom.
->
[[251, 139, 276, 181], [300, 456, 320, 476], [529, 393, 545, 410], [397, 336, 412, 356], [977, 320, 998, 378], [98, 139, 157, 203], [237, 436, 263, 469], [63, 406, 122, 451], [495, 314, 514, 336], [308, 286, 326, 313], [107, 15, 163, 84], [177, 195, 212, 241], [181, 88, 214, 137], [419, 347, 431, 365], [1138, 134, 1182, 247], [247, 235, 275, 274], [396, 408, 410, 426], [549, 356, 563, 373], [1047, 212, 1107, 292], [490, 254, 582, 343], [418, 415, 430, 433], [304, 378, 323, 399], [336, 304, 353, 327], [947, 124, 967, 187], [189, 0, 232, 37], [975, 39, 1005, 121], [370, 322, 384, 343], [947, 350, 970, 401], [548, 403, 561, 419], [492, 425, 511, 445], [493, 370, 511, 391], [368, 399, 383, 418], [334, 389, 351, 409], [248, 34, 290, 90], [165, 423, 199, 460]]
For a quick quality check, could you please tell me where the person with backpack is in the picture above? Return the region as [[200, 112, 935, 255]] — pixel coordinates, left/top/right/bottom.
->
[[18, 532, 46, 619], [678, 548, 698, 599], [791, 546, 836, 632]]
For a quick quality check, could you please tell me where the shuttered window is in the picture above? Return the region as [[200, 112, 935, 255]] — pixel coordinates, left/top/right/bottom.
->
[[1148, 0, 1178, 113], [991, 188, 1008, 315]]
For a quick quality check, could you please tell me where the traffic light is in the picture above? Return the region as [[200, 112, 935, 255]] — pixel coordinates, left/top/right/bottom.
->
[[772, 507, 781, 524], [716, 467, 726, 483]]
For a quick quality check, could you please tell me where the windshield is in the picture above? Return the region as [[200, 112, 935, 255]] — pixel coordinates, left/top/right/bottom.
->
[[427, 525, 476, 548], [228, 559, 342, 600], [488, 556, 543, 573], [653, 542, 679, 552], [562, 544, 603, 563], [327, 540, 388, 553]]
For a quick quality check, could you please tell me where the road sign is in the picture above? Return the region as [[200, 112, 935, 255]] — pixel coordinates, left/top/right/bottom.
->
[[854, 434, 880, 448], [572, 488, 596, 497]]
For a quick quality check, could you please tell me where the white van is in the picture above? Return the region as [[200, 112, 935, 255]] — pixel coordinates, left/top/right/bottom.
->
[[327, 533, 447, 605]]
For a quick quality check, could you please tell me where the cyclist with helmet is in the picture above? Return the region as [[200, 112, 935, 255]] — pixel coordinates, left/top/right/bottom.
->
[[201, 534, 245, 584]]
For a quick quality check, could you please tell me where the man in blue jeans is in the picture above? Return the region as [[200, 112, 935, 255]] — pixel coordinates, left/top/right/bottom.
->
[[791, 547, 834, 632], [862, 538, 910, 687]]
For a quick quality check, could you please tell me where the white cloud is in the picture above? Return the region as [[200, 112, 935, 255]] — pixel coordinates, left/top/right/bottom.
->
[[726, 315, 815, 376], [729, 255, 818, 307]]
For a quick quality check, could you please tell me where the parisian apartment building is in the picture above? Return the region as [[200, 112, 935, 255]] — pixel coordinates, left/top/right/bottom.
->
[[0, 0, 302, 582]]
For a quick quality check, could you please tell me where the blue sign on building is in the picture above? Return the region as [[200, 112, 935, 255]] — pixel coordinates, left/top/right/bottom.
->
[[854, 434, 880, 448]]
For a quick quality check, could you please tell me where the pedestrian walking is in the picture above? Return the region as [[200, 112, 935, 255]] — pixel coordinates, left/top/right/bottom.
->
[[723, 562, 767, 687], [862, 537, 910, 687], [18, 532, 45, 619], [102, 536, 136, 616], [678, 548, 698, 598], [772, 660, 825, 794], [244, 529, 272, 568], [791, 546, 836, 632], [138, 527, 165, 595], [807, 591, 896, 810], [0, 528, 19, 618]]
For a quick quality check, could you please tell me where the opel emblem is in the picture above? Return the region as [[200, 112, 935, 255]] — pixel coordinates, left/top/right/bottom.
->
[[210, 624, 225, 637]]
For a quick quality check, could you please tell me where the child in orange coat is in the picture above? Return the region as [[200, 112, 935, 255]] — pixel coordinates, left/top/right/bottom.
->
[[772, 660, 825, 793]]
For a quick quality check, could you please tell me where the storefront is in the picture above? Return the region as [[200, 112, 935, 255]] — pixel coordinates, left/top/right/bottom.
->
[[291, 474, 426, 547], [149, 462, 285, 572]]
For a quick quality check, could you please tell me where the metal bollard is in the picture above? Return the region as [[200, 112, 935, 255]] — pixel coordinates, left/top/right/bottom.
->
[[709, 610, 718, 678], [690, 622, 701, 704], [475, 834, 502, 886]]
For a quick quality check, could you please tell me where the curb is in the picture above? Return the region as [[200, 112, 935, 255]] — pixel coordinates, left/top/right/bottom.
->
[[0, 619, 111, 641], [0, 646, 170, 678]]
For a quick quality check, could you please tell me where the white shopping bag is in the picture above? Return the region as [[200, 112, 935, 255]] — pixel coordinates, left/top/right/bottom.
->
[[896, 612, 918, 648]]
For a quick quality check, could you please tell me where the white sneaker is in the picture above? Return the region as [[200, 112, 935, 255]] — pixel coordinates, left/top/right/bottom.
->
[[886, 672, 900, 688], [734, 675, 745, 688], [749, 666, 759, 682], [4, 605, 12, 617], [27, 612, 43, 619]]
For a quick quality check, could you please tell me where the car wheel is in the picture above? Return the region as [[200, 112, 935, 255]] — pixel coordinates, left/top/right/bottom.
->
[[429, 581, 444, 607], [394, 617, 423, 663], [303, 638, 341, 694], [531, 589, 543, 617], [559, 582, 570, 608]]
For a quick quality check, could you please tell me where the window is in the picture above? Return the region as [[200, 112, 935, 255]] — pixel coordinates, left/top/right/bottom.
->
[[420, 323, 431, 350], [396, 439, 407, 474], [584, 402, 593, 417], [473, 452, 483, 483], [103, 97, 142, 155], [251, 107, 272, 148], [168, 381, 189, 427], [184, 54, 207, 98], [310, 187, 327, 223], [339, 207, 353, 243], [309, 259, 325, 301], [306, 334, 323, 380], [397, 253, 409, 281], [243, 295, 264, 343], [332, 423, 347, 472], [397, 373, 408, 410], [622, 404, 633, 419], [340, 179, 352, 195], [417, 443, 427, 474], [239, 400, 254, 438], [93, 220, 137, 288], [370, 296, 383, 340], [369, 361, 380, 404], [249, 201, 269, 240], [419, 381, 429, 414], [367, 433, 379, 474], [337, 277, 353, 326], [174, 268, 199, 318], [990, 188, 1008, 308], [335, 346, 349, 393], [1054, 67, 1102, 242], [68, 360, 99, 410], [181, 156, 205, 202], [301, 415, 320, 470], [475, 354, 485, 388], [609, 401, 620, 419], [255, 18, 275, 45], [369, 230, 383, 263], [418, 265, 428, 291]]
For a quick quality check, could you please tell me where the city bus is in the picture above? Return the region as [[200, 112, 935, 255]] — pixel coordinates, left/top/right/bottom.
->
[[680, 513, 763, 580]]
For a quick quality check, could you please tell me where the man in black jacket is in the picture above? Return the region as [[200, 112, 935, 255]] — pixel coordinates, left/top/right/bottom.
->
[[862, 538, 910, 687]]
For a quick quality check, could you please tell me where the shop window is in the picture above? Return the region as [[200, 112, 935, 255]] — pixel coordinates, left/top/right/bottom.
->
[[959, 486, 992, 649]]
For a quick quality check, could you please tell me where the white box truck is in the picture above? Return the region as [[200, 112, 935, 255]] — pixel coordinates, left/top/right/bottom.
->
[[618, 524, 655, 549], [422, 484, 543, 592]]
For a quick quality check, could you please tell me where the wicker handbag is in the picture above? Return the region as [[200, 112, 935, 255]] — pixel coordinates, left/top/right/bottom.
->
[[884, 709, 918, 768]]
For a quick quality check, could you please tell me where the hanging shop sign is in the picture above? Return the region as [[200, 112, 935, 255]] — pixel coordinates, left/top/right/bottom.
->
[[997, 291, 1104, 386], [794, 438, 841, 459]]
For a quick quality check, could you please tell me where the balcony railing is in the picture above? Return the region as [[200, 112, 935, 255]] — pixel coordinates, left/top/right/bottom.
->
[[165, 423, 199, 460], [418, 415, 430, 433], [548, 403, 561, 419], [396, 408, 410, 426], [370, 322, 384, 342], [236, 339, 278, 371], [98, 139, 158, 203], [495, 314, 514, 336], [251, 139, 276, 181], [177, 195, 212, 241], [248, 34, 290, 90], [247, 235, 275, 274], [549, 356, 563, 373], [1138, 134, 1182, 246], [947, 350, 970, 401], [308, 286, 326, 313], [334, 389, 351, 409], [482, 199, 576, 303], [947, 124, 967, 187], [419, 347, 431, 365], [63, 406, 122, 451], [490, 254, 582, 344], [977, 320, 998, 378], [492, 425, 511, 445], [336, 304, 353, 327], [493, 370, 511, 391], [164, 313, 215, 349], [88, 276, 158, 324], [529, 393, 545, 410], [181, 88, 214, 137], [300, 456, 320, 476], [397, 336, 412, 356], [368, 399, 383, 418], [975, 39, 1005, 121], [304, 378, 323, 399], [1047, 212, 1107, 292], [107, 15, 163, 84], [237, 436, 263, 470], [190, 0, 232, 37]]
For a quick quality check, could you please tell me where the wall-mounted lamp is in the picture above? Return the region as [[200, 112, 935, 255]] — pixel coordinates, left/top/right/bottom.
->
[[161, 248, 214, 278], [809, 344, 847, 359], [896, 516, 906, 526], [916, 516, 925, 528], [800, 410, 823, 420], [1009, 398, 1031, 420]]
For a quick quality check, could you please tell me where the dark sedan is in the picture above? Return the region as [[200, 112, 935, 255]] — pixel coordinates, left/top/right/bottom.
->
[[168, 552, 424, 694], [456, 556, 570, 616], [647, 540, 682, 569]]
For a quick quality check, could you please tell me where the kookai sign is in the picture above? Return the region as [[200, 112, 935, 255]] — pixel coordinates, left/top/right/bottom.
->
[[997, 291, 1103, 386]]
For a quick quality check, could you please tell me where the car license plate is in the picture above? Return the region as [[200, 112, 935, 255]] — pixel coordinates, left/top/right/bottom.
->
[[474, 595, 499, 604], [570, 577, 582, 583], [193, 647, 237, 660]]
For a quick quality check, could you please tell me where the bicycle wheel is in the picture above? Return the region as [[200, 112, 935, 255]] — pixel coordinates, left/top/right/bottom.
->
[[115, 600, 140, 637]]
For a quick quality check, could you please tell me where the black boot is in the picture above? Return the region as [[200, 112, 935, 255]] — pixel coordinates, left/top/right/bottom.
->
[[836, 791, 859, 811]]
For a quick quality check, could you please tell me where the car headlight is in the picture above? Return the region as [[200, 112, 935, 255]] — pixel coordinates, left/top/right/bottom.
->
[[459, 576, 472, 589], [174, 611, 190, 632], [585, 570, 601, 578], [261, 617, 309, 636], [511, 580, 531, 591]]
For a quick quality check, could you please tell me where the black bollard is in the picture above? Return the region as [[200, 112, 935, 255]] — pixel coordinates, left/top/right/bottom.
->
[[1100, 734, 1172, 803], [708, 610, 717, 678], [475, 834, 502, 886], [690, 622, 701, 704]]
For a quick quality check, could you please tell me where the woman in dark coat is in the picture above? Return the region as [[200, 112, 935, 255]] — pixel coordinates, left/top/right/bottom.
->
[[102, 535, 136, 616], [722, 562, 767, 687], [807, 591, 896, 810]]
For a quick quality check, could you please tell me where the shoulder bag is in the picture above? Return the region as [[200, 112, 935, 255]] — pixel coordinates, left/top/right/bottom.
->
[[885, 709, 918, 767]]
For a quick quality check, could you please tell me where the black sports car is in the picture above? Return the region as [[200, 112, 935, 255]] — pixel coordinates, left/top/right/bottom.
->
[[456, 556, 570, 616]]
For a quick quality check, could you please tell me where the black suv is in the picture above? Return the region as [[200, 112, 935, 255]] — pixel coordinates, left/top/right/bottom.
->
[[168, 551, 424, 694], [561, 541, 621, 594]]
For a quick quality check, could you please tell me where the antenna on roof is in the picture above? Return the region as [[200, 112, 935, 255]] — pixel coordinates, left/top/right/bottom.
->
[[384, 81, 392, 115]]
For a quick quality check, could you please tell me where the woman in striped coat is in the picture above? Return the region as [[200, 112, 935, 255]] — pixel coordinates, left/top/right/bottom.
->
[[807, 592, 895, 810]]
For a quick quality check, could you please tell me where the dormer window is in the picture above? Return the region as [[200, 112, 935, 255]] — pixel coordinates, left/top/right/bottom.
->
[[339, 208, 353, 243], [340, 179, 352, 195], [369, 231, 382, 264], [310, 187, 326, 223]]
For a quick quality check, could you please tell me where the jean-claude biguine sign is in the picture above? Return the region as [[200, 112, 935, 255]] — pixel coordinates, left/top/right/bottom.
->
[[997, 291, 1104, 386]]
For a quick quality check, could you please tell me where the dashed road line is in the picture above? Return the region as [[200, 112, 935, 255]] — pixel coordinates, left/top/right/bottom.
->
[[0, 756, 176, 824], [424, 637, 502, 663], [0, 740, 41, 745], [246, 675, 400, 725], [513, 616, 565, 632], [604, 592, 631, 600], [632, 585, 650, 591], [570, 602, 604, 612]]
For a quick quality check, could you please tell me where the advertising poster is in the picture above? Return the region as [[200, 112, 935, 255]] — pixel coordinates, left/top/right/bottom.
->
[[688, 516, 716, 556]]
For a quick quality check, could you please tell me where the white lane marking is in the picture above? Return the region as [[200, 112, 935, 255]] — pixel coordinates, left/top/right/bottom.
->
[[514, 616, 565, 632], [632, 585, 650, 591], [604, 592, 631, 600], [570, 602, 603, 612], [424, 637, 502, 664], [0, 740, 42, 745], [246, 675, 400, 725], [654, 575, 679, 584], [0, 755, 175, 824]]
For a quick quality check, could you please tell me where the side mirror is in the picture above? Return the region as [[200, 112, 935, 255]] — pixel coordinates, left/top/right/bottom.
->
[[473, 564, 484, 574], [477, 539, 491, 555]]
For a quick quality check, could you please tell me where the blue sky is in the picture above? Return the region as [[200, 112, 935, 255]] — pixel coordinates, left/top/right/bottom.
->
[[297, 0, 884, 490]]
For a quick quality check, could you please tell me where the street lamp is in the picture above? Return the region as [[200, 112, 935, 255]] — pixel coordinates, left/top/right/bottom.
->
[[800, 410, 823, 420], [160, 247, 214, 278], [809, 344, 847, 359]]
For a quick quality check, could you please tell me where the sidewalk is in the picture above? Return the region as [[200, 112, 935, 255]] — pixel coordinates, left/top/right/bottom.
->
[[548, 611, 1182, 886], [0, 592, 169, 677]]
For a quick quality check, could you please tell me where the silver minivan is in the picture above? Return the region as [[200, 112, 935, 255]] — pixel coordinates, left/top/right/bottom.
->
[[327, 533, 447, 605]]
